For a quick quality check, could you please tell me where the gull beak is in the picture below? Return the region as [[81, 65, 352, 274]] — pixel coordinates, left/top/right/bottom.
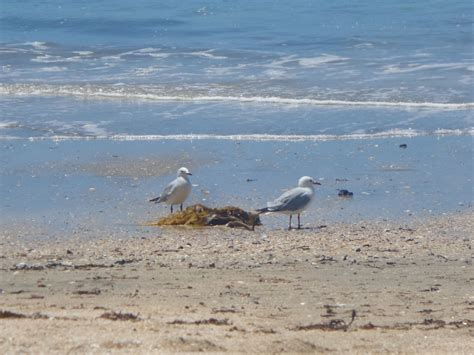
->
[[187, 172, 193, 176], [313, 181, 321, 185]]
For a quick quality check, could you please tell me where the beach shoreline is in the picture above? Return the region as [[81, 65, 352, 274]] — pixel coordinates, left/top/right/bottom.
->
[[2, 1, 473, 353], [1, 211, 472, 353]]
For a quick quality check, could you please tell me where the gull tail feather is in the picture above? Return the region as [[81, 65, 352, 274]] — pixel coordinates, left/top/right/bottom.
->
[[149, 196, 161, 203], [256, 207, 270, 214]]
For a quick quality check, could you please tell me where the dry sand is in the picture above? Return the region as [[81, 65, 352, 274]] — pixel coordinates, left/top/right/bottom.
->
[[1, 212, 473, 354]]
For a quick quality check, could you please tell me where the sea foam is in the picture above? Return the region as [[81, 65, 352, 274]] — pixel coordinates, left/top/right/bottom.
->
[[1, 128, 472, 142], [1, 84, 472, 110]]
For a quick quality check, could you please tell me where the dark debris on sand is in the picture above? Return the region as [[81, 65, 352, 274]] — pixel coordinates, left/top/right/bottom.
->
[[99, 311, 141, 322]]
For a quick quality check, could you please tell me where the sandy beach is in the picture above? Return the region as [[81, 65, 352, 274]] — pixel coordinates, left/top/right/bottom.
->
[[1, 211, 472, 354]]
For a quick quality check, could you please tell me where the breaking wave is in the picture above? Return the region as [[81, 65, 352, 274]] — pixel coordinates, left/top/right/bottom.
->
[[1, 84, 473, 110], [1, 128, 472, 142]]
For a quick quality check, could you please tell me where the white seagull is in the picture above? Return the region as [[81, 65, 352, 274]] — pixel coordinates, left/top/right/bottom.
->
[[149, 167, 193, 213], [257, 176, 321, 230]]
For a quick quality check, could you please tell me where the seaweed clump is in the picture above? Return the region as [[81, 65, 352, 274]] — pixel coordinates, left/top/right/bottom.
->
[[148, 204, 261, 230]]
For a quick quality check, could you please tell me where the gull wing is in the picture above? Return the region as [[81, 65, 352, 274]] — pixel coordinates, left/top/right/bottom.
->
[[159, 179, 179, 202], [150, 179, 178, 203], [267, 188, 311, 212]]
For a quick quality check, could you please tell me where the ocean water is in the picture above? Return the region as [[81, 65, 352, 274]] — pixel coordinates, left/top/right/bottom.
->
[[0, 1, 473, 232], [1, 0, 473, 139]]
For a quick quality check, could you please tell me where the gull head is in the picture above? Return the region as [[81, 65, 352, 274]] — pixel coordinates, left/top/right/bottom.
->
[[298, 176, 321, 188], [177, 167, 192, 177]]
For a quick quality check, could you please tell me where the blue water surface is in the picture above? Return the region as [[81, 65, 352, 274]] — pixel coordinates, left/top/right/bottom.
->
[[1, 0, 472, 103]]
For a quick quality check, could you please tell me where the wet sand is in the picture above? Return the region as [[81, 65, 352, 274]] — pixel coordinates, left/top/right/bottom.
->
[[2, 136, 473, 231], [1, 211, 473, 354]]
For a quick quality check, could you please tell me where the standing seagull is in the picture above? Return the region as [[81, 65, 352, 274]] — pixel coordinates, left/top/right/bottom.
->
[[257, 176, 321, 230], [149, 167, 192, 213]]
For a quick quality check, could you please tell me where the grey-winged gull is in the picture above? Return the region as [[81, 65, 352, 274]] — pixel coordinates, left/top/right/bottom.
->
[[149, 167, 192, 213], [257, 176, 321, 230]]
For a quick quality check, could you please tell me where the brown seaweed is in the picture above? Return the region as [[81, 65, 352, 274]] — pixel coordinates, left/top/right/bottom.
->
[[148, 204, 261, 230]]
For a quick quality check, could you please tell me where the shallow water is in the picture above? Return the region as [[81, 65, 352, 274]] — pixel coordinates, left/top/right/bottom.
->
[[1, 136, 472, 234]]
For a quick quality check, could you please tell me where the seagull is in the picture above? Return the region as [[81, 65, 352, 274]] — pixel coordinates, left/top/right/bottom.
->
[[257, 176, 321, 230], [149, 167, 192, 213]]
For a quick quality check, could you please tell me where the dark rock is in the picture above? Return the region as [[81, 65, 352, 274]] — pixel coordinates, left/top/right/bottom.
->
[[337, 189, 354, 198]]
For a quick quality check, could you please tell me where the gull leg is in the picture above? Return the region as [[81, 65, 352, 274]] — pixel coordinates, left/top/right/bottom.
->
[[180, 203, 183, 211], [297, 214, 301, 229], [288, 214, 292, 230], [170, 205, 174, 214]]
